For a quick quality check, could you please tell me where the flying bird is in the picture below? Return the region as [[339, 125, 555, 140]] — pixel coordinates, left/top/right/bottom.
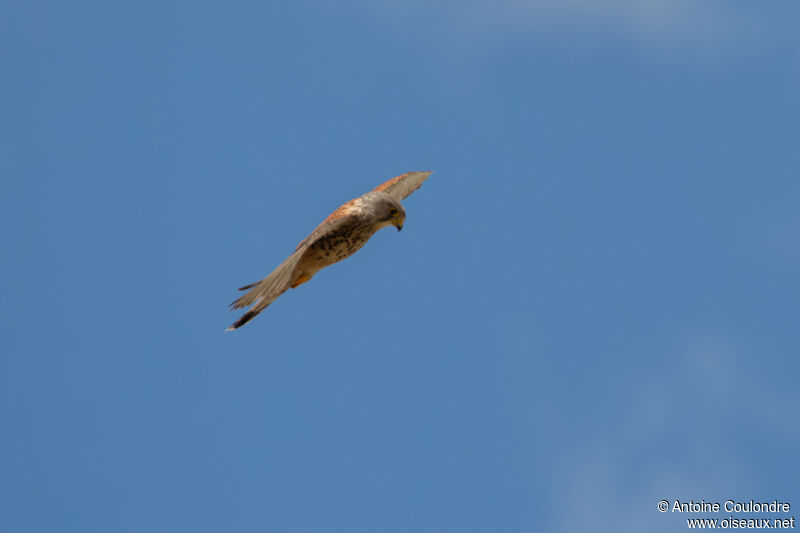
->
[[226, 170, 432, 331]]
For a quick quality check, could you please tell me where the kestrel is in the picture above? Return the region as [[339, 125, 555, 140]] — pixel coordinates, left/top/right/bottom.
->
[[226, 170, 432, 331]]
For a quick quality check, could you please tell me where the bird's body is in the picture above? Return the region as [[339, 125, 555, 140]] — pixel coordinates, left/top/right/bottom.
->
[[299, 209, 375, 273], [227, 171, 431, 330]]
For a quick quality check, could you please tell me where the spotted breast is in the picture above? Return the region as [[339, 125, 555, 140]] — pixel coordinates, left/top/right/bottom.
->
[[299, 219, 378, 275]]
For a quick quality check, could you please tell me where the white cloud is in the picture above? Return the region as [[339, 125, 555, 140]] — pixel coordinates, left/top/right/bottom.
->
[[546, 336, 799, 532], [357, 0, 787, 53]]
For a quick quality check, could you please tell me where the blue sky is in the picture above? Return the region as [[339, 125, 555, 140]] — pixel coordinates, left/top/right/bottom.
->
[[2, 1, 799, 531]]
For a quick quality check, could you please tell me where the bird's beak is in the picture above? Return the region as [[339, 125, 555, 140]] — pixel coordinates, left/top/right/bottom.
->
[[394, 216, 405, 232]]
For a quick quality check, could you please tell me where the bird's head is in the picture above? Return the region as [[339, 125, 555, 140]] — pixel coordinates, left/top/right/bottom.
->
[[366, 192, 406, 231]]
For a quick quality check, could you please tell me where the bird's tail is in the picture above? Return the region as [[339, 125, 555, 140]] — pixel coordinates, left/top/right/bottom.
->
[[226, 250, 304, 331], [226, 304, 269, 331]]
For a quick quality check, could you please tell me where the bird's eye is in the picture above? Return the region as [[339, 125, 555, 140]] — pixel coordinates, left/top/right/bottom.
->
[[389, 207, 399, 216]]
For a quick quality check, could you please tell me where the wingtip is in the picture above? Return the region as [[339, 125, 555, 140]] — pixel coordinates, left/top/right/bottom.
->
[[407, 170, 432, 178], [225, 326, 236, 332]]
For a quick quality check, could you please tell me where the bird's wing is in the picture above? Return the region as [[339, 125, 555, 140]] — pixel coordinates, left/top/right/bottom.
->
[[371, 171, 432, 201], [227, 206, 360, 331], [294, 198, 360, 251]]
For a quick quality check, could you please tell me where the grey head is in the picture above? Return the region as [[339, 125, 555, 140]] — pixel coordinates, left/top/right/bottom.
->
[[361, 191, 407, 231]]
